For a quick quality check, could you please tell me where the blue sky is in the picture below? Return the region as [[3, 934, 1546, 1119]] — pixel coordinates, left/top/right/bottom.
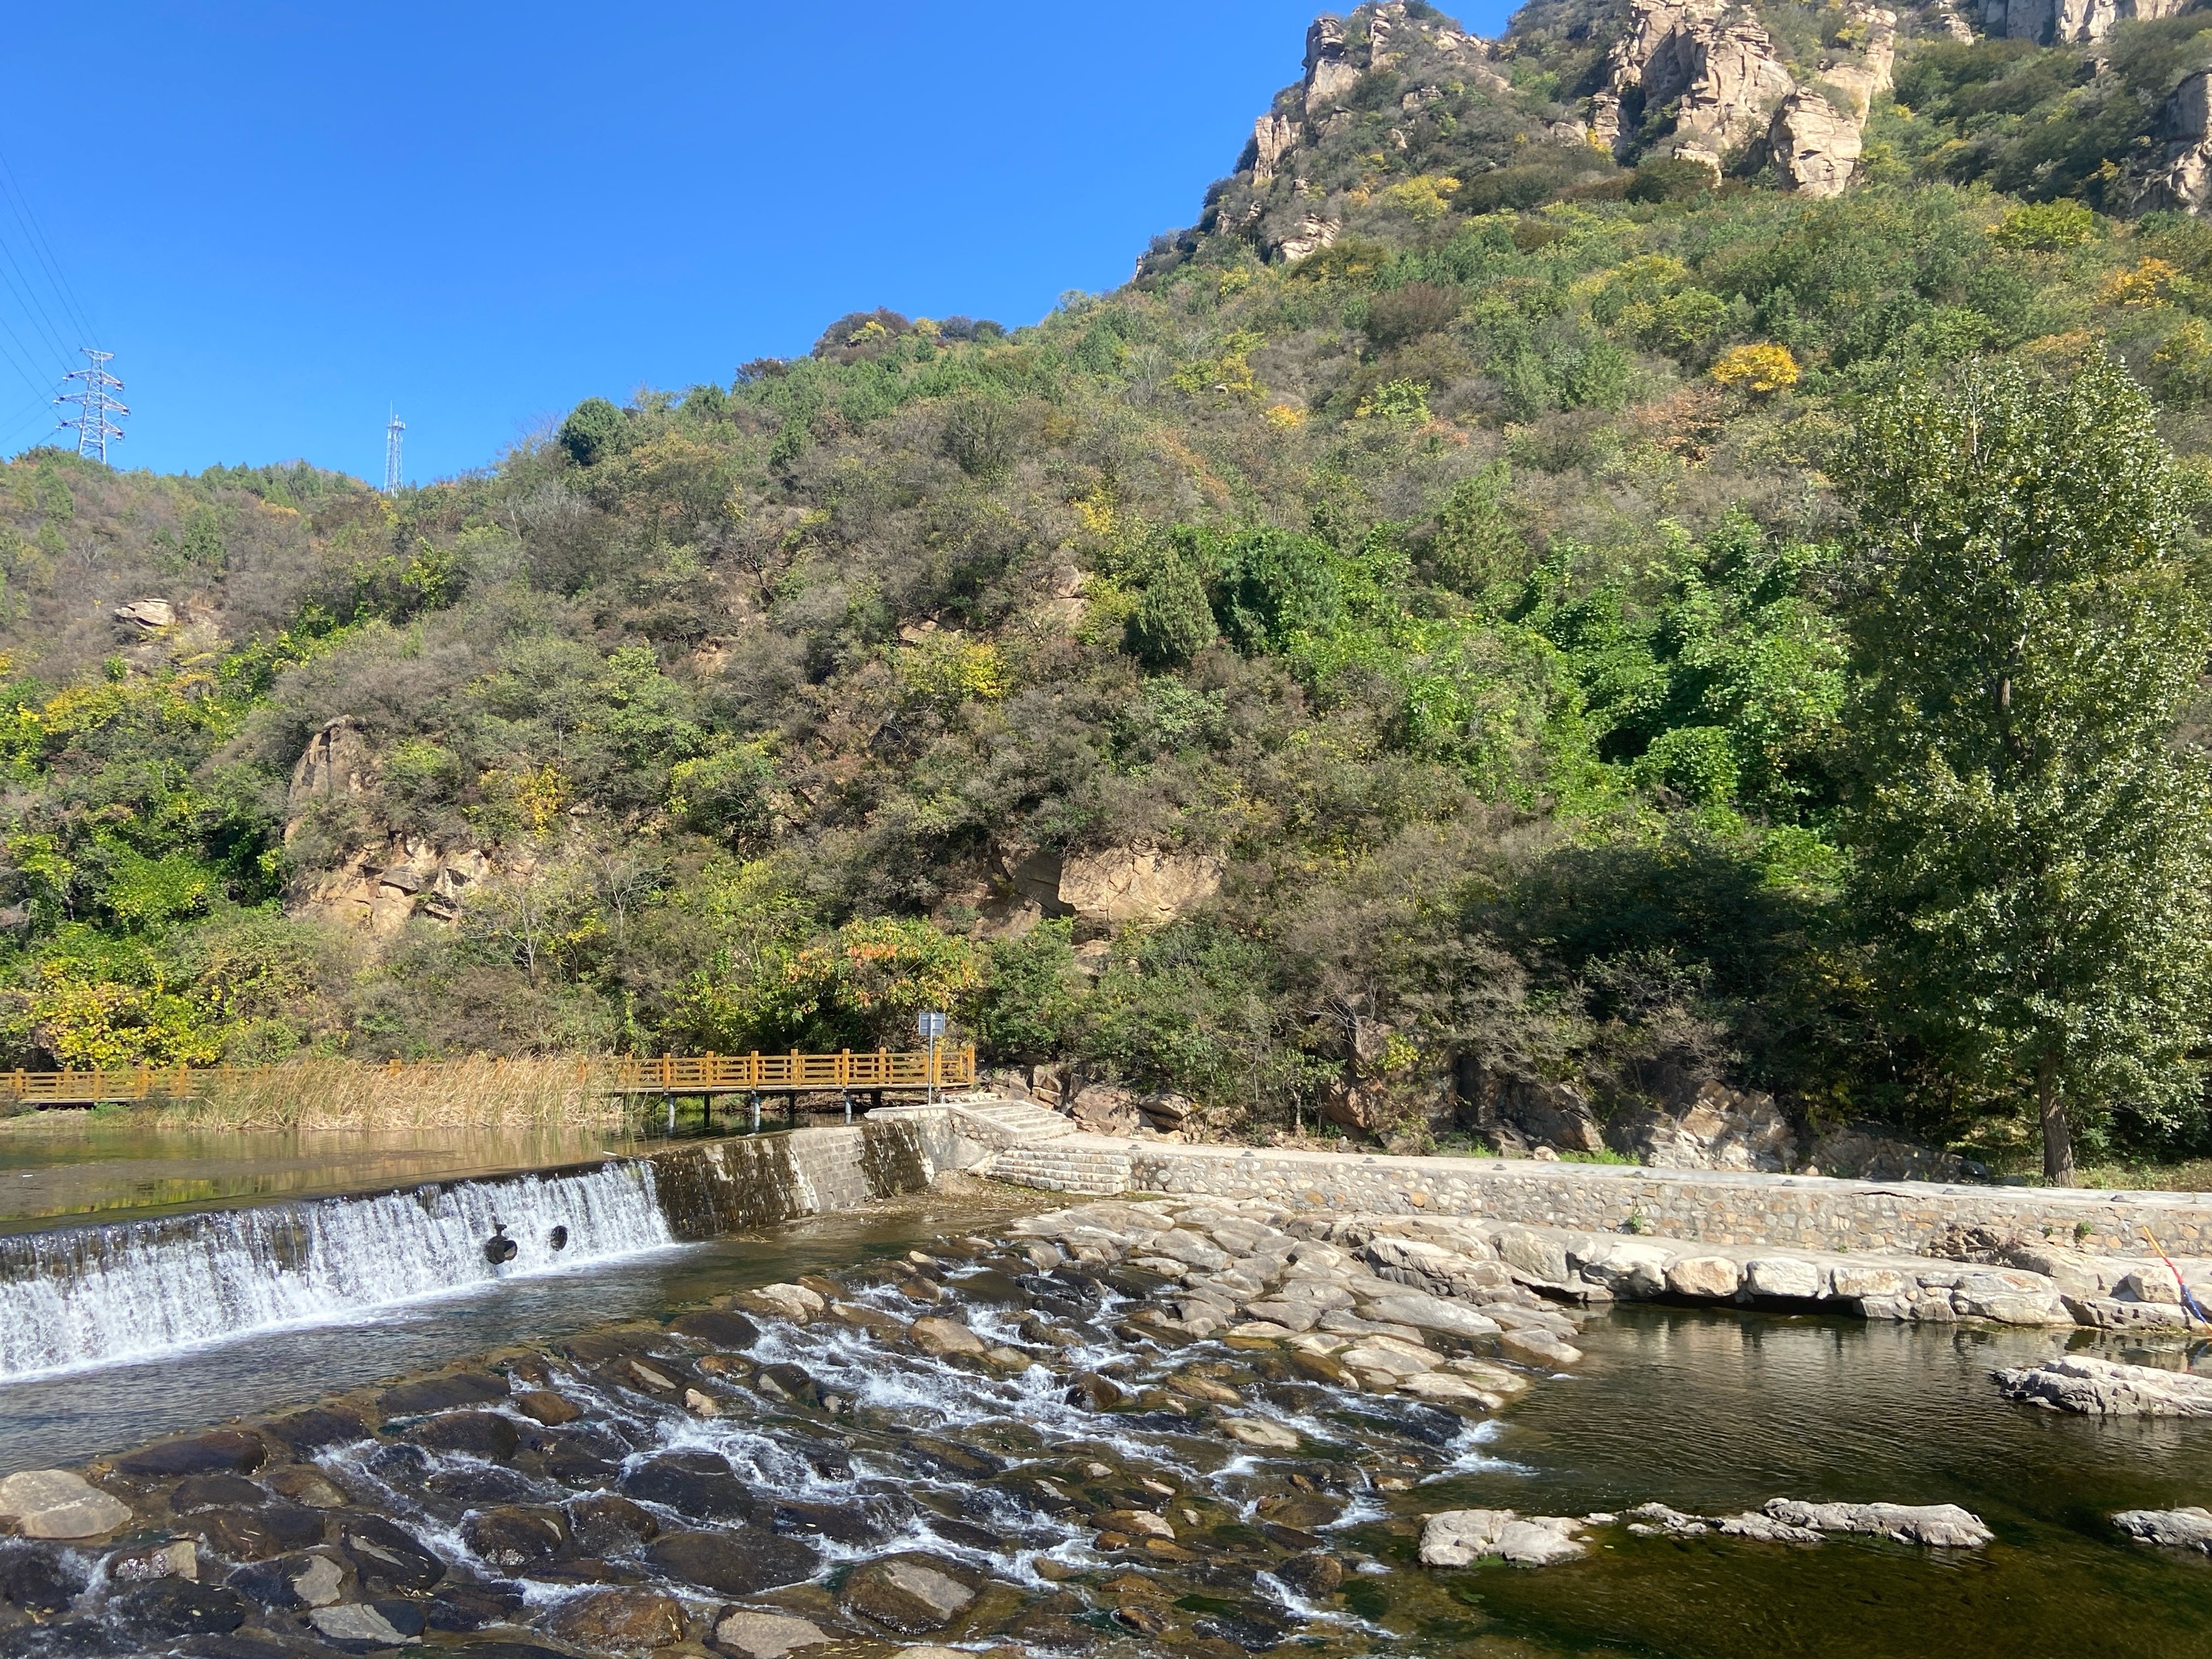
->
[[0, 2, 1510, 484]]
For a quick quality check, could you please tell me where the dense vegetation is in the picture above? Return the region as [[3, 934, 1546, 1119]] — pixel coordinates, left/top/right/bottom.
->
[[8, 0, 2212, 1179]]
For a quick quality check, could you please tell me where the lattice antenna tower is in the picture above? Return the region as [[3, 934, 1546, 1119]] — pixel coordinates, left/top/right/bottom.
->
[[54, 347, 126, 462], [383, 407, 404, 494]]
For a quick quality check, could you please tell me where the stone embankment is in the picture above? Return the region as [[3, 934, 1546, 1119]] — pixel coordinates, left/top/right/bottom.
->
[[920, 1099, 2212, 1334]]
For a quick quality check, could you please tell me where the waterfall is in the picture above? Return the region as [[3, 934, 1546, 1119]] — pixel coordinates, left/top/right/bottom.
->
[[0, 1162, 675, 1380]]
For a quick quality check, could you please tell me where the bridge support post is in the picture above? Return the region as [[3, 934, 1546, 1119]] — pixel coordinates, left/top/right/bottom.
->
[[750, 1093, 762, 1134]]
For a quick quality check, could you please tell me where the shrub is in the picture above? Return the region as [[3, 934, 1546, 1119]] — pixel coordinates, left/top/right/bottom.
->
[[1364, 282, 1465, 347], [1625, 157, 1718, 204], [1991, 198, 2103, 250], [941, 395, 1017, 479], [1710, 343, 1801, 395], [1125, 555, 1218, 668]]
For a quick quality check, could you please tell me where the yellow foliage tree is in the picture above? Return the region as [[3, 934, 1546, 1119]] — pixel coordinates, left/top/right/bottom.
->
[[1710, 343, 1801, 396]]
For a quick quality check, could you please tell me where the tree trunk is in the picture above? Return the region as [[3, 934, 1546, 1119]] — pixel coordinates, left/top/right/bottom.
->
[[2039, 1060, 2076, 1187]]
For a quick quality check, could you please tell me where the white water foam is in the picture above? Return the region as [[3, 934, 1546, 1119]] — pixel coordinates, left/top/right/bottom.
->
[[0, 1162, 676, 1380]]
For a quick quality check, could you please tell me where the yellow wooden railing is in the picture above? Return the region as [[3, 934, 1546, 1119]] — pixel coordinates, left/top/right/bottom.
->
[[0, 1046, 977, 1107]]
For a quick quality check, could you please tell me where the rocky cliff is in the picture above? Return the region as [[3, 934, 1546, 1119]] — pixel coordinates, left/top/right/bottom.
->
[[1155, 0, 2212, 266]]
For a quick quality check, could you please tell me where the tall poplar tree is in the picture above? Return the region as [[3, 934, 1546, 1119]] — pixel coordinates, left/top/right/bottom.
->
[[1839, 356, 2212, 1184]]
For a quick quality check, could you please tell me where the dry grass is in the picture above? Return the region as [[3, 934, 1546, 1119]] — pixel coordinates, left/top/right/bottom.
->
[[160, 1056, 627, 1131]]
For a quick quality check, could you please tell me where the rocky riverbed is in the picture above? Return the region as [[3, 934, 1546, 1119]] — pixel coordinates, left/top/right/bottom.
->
[[0, 1193, 2206, 1659]]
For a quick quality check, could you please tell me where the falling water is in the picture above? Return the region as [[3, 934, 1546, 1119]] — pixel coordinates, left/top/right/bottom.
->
[[0, 1161, 675, 1379]]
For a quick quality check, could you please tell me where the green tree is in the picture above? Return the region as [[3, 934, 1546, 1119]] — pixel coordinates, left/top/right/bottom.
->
[[1125, 553, 1217, 668], [557, 397, 626, 467], [1838, 356, 2212, 1183]]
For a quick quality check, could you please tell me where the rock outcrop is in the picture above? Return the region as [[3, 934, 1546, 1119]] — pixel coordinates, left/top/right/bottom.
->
[[1608, 1081, 1798, 1171], [291, 836, 496, 938], [2136, 70, 2212, 215], [1982, 0, 2184, 42], [284, 717, 371, 835], [1056, 846, 1224, 927], [1590, 0, 1795, 172], [1765, 89, 1863, 198]]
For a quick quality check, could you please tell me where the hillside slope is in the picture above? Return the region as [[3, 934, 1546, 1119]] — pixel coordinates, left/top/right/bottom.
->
[[5, 0, 2212, 1173]]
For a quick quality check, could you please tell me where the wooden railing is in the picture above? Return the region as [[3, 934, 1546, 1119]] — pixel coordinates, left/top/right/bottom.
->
[[0, 1047, 977, 1108]]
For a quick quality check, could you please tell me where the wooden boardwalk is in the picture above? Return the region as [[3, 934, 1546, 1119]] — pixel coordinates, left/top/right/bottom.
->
[[0, 1046, 977, 1109]]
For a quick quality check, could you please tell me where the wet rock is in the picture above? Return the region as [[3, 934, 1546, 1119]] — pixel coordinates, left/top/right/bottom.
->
[[1222, 1418, 1300, 1451], [907, 1318, 987, 1358], [426, 1465, 538, 1508], [339, 1517, 446, 1593], [172, 1476, 267, 1514], [510, 1391, 583, 1427], [378, 1372, 508, 1416], [0, 1549, 79, 1615], [0, 1473, 130, 1542], [263, 1410, 369, 1454], [902, 1438, 1006, 1479], [1191, 1604, 1289, 1650], [757, 1363, 822, 1406], [105, 1540, 196, 1586], [2115, 1506, 2212, 1551], [1992, 1355, 2212, 1417], [1066, 1372, 1126, 1410], [459, 1507, 566, 1570], [1762, 1499, 1990, 1547], [224, 1549, 340, 1611], [424, 1580, 525, 1632], [289, 1555, 346, 1608], [1275, 1552, 1343, 1598], [193, 1506, 328, 1563], [254, 1468, 341, 1514], [363, 1444, 431, 1487], [565, 1495, 659, 1555], [643, 1529, 820, 1595], [712, 1610, 835, 1659], [544, 1588, 685, 1651], [309, 1600, 425, 1648], [667, 1308, 762, 1350], [1496, 1330, 1582, 1368], [737, 1284, 825, 1323], [623, 1454, 758, 1523], [109, 1579, 249, 1641], [831, 1302, 912, 1341], [837, 1555, 977, 1634], [113, 1431, 268, 1479]]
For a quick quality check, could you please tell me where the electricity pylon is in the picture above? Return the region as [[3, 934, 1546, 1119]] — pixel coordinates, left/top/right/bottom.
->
[[55, 348, 126, 461]]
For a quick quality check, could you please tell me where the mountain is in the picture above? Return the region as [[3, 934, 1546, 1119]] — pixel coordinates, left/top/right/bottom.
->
[[1, 0, 2210, 1175]]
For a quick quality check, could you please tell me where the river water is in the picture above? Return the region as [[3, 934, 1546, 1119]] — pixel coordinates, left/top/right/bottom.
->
[[2, 1121, 2210, 1657]]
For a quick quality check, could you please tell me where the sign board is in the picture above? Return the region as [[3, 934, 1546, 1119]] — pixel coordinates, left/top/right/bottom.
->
[[916, 1012, 948, 1038]]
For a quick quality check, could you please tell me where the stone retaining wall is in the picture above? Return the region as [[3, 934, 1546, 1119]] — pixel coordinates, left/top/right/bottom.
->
[[972, 1131, 2212, 1258], [646, 1117, 950, 1239]]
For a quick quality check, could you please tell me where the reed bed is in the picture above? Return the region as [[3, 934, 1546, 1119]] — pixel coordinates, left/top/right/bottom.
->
[[161, 1056, 627, 1131]]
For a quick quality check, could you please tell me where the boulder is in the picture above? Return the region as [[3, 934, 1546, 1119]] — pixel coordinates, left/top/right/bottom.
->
[[408, 1410, 519, 1461], [2114, 1506, 2212, 1552], [1574, 1238, 1673, 1298], [309, 1601, 420, 1646], [645, 1529, 820, 1595], [1743, 1256, 1825, 1300], [1222, 1418, 1301, 1451], [113, 598, 176, 631], [838, 1555, 977, 1634], [714, 1610, 836, 1659], [908, 1317, 988, 1358], [113, 1429, 268, 1478], [667, 1308, 761, 1350], [1497, 1329, 1582, 1367], [459, 1506, 566, 1570], [1992, 1355, 2212, 1417], [263, 1408, 369, 1453], [1666, 1256, 1744, 1299], [378, 1372, 508, 1416], [565, 1494, 660, 1555], [738, 1283, 826, 1323], [545, 1588, 687, 1651], [0, 1470, 131, 1540], [109, 1578, 249, 1640], [1491, 1226, 1573, 1287]]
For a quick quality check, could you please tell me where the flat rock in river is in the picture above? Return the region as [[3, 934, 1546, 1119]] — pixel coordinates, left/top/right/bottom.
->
[[1360, 1290, 1501, 1339], [646, 1527, 820, 1594], [715, 1609, 835, 1658], [838, 1554, 978, 1633], [2114, 1507, 2212, 1552], [1992, 1355, 2212, 1417], [1762, 1499, 1991, 1547]]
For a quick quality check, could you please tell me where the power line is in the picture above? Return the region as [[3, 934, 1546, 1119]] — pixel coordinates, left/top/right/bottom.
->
[[384, 408, 405, 493], [0, 150, 97, 352], [55, 348, 126, 463]]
